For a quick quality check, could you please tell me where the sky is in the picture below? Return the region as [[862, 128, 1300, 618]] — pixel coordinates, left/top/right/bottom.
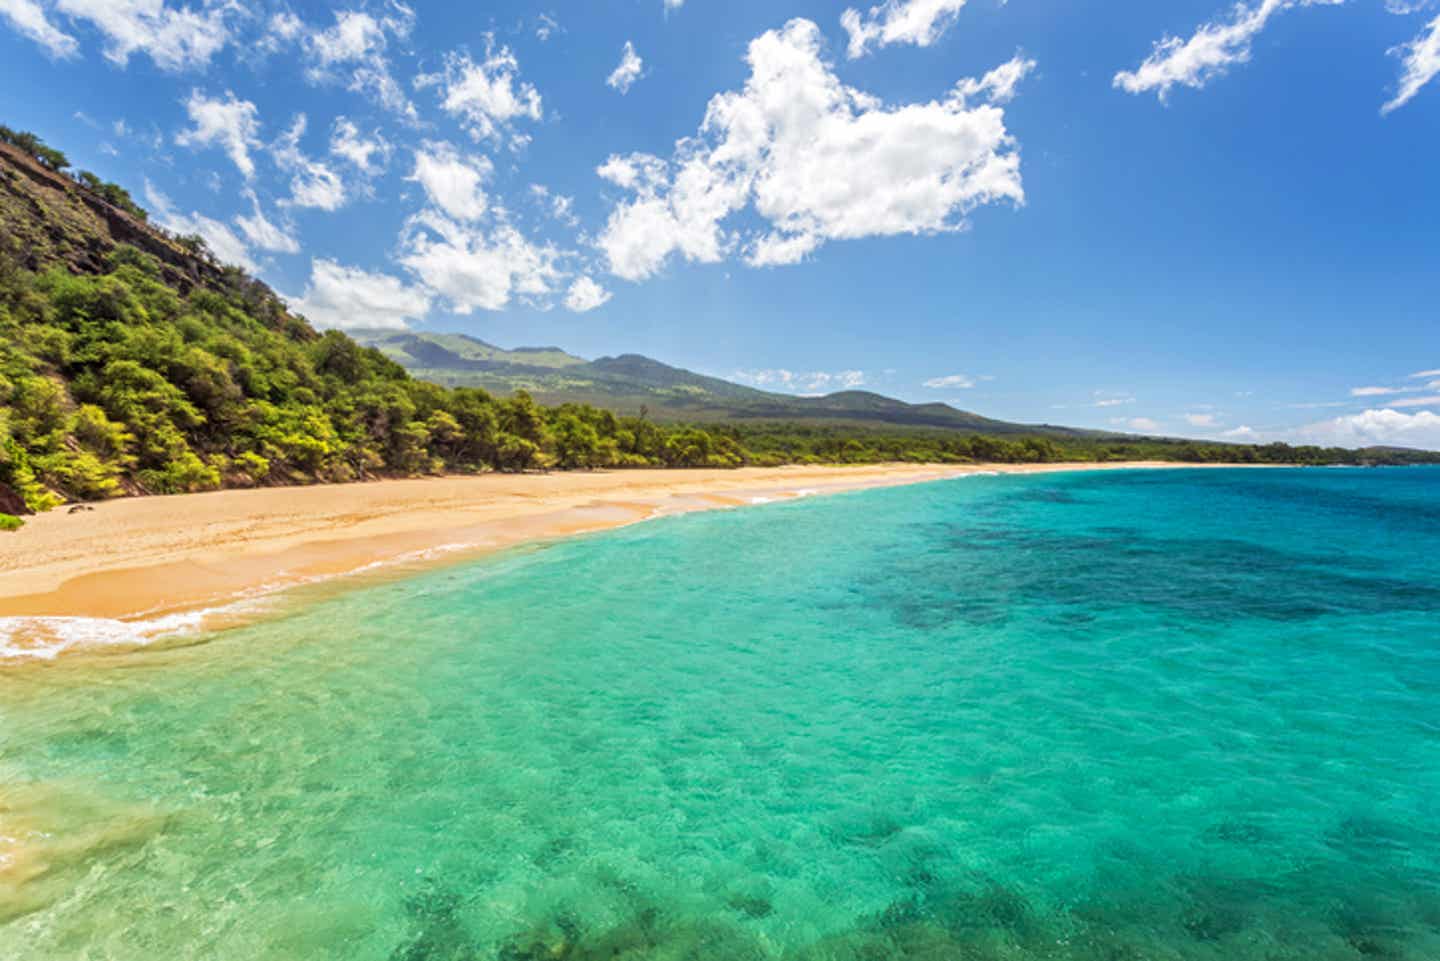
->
[[1, 0, 1438, 448]]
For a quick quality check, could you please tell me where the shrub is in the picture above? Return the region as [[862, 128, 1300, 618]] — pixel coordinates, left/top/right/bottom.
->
[[0, 513, 23, 532]]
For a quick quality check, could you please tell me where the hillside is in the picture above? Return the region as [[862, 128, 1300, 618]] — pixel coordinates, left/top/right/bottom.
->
[[2, 125, 1433, 526], [350, 330, 1098, 436], [0, 127, 760, 520]]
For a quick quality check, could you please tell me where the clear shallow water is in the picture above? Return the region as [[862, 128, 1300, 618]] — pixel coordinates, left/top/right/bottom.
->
[[3, 468, 1440, 960]]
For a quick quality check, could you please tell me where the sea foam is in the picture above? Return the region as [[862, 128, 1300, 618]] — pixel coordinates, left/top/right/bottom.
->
[[0, 610, 221, 661]]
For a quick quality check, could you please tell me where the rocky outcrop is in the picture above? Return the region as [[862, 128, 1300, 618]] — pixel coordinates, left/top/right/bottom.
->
[[0, 482, 30, 516], [0, 141, 222, 294]]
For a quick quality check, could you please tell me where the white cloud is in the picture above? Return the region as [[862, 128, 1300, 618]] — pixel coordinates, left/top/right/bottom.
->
[[530, 184, 579, 227], [329, 117, 390, 174], [399, 211, 560, 314], [596, 152, 668, 192], [565, 276, 612, 312], [536, 13, 559, 42], [304, 7, 417, 120], [275, 115, 348, 211], [1409, 368, 1440, 378], [1297, 408, 1440, 450], [1384, 394, 1440, 408], [264, 10, 302, 47], [1114, 0, 1341, 101], [596, 19, 1031, 280], [175, 90, 260, 179], [923, 373, 977, 389], [732, 369, 868, 393], [607, 40, 644, 94], [54, 0, 230, 70], [841, 0, 969, 59], [1351, 385, 1405, 396], [234, 191, 299, 254], [0, 0, 78, 58], [664, 0, 684, 11], [1184, 412, 1219, 427], [1092, 390, 1136, 408], [1224, 425, 1259, 439], [1118, 416, 1161, 432], [289, 258, 431, 331], [144, 180, 255, 271], [416, 37, 543, 146], [407, 142, 493, 221], [1384, 14, 1440, 113], [957, 55, 1036, 105]]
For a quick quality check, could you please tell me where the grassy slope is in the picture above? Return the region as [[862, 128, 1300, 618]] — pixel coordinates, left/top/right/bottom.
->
[[349, 331, 1103, 437]]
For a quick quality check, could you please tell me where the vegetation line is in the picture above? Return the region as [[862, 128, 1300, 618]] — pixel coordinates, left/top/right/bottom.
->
[[2, 124, 1435, 527]]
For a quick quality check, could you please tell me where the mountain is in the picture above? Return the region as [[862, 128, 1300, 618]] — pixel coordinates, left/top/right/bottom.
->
[[350, 330, 1100, 437], [0, 127, 769, 515], [4, 124, 1428, 524]]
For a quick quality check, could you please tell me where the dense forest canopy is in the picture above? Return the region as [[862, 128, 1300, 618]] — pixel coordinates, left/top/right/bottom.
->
[[1, 125, 1436, 530]]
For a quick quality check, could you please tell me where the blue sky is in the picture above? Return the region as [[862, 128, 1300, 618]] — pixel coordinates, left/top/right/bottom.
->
[[1, 0, 1438, 447]]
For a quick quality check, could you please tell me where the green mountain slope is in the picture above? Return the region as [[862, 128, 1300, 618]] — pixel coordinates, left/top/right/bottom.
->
[[3, 124, 1430, 525], [350, 331, 1099, 437], [0, 130, 761, 516], [354, 330, 586, 371]]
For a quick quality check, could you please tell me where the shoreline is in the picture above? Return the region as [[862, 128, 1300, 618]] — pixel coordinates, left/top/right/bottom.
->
[[1, 462, 1249, 660]]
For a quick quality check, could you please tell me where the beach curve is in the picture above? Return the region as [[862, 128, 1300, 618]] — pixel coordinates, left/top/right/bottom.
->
[[0, 462, 1241, 661]]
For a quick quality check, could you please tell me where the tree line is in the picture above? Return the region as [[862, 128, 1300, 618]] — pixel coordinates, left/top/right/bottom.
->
[[1, 125, 149, 222], [3, 121, 1437, 531], [0, 243, 749, 522]]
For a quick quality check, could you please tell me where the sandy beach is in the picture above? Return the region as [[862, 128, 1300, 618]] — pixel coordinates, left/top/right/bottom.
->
[[0, 462, 1232, 656]]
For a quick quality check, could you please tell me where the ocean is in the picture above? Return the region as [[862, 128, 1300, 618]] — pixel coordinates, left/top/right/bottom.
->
[[2, 467, 1438, 959]]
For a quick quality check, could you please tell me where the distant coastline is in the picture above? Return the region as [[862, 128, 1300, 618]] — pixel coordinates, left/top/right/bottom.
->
[[0, 461, 1266, 661]]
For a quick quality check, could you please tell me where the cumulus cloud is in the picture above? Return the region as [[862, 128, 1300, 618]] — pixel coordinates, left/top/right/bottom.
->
[[175, 89, 260, 179], [234, 190, 299, 254], [565, 276, 612, 312], [596, 19, 1032, 281], [54, 0, 231, 70], [536, 13, 559, 41], [1297, 408, 1440, 450], [289, 258, 432, 330], [144, 180, 255, 271], [0, 0, 78, 58], [407, 141, 493, 221], [1384, 14, 1440, 113], [416, 37, 543, 146], [731, 369, 868, 393], [1114, 0, 1341, 101], [329, 117, 391, 174], [1117, 416, 1161, 432], [923, 374, 977, 389], [275, 115, 348, 211], [399, 211, 560, 314], [607, 40, 644, 93], [1184, 412, 1219, 427], [303, 7, 418, 120], [841, 0, 970, 59]]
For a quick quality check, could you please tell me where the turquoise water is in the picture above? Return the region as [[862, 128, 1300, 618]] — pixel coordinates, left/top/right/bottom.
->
[[3, 468, 1440, 960]]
